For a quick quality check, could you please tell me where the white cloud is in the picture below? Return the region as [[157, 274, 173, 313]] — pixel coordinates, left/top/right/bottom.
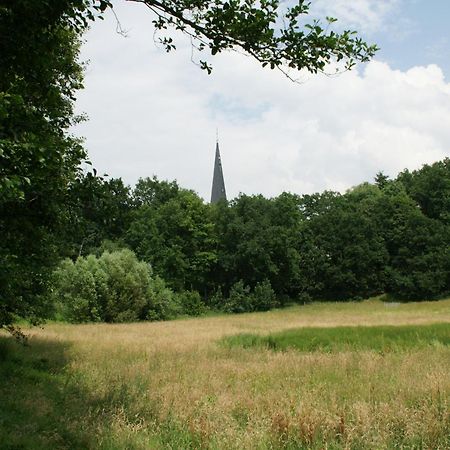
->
[[311, 0, 402, 34], [73, 3, 450, 201]]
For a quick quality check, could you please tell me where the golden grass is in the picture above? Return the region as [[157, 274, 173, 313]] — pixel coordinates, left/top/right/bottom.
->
[[8, 299, 450, 448]]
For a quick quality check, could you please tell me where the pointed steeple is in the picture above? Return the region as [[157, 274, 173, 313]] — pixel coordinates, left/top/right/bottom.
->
[[210, 139, 227, 203]]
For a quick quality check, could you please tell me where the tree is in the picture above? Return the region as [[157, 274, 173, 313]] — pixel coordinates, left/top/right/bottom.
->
[[126, 184, 216, 292], [62, 173, 133, 258], [124, 0, 377, 76], [212, 195, 278, 293], [211, 193, 302, 300], [297, 187, 388, 300], [0, 1, 120, 329], [0, 1, 97, 328], [374, 171, 390, 190], [397, 159, 450, 225], [133, 176, 180, 208], [375, 182, 450, 300]]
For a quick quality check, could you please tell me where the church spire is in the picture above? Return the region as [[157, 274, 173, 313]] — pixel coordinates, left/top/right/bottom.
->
[[210, 138, 227, 203]]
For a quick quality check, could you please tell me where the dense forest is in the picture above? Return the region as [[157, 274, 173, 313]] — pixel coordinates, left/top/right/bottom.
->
[[18, 158, 450, 323]]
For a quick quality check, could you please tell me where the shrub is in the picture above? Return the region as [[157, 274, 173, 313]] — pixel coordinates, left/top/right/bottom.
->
[[98, 250, 150, 322], [297, 292, 312, 305], [176, 290, 206, 316], [52, 249, 179, 323], [207, 287, 224, 309], [222, 280, 252, 313], [145, 275, 181, 321], [52, 256, 103, 323], [251, 279, 279, 311]]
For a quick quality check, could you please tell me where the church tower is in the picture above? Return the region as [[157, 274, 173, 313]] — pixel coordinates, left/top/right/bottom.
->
[[210, 140, 227, 203]]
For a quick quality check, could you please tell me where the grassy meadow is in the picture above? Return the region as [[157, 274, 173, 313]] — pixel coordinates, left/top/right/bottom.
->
[[1, 299, 450, 449]]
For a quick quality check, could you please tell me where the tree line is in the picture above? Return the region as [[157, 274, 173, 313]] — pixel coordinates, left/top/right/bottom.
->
[[47, 158, 450, 322]]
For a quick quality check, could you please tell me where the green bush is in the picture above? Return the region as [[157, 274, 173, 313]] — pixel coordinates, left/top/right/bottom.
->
[[176, 290, 206, 316], [220, 280, 279, 314], [145, 275, 181, 321], [99, 250, 150, 322], [207, 287, 224, 309], [51, 249, 178, 323], [222, 280, 252, 313], [251, 279, 279, 311], [52, 256, 103, 323]]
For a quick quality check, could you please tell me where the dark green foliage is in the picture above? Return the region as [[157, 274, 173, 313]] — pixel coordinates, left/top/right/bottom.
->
[[123, 159, 450, 308], [48, 158, 450, 320], [0, 0, 114, 328], [63, 173, 133, 258], [297, 186, 388, 300], [93, 239, 129, 256], [211, 193, 303, 300], [222, 280, 253, 314], [207, 287, 225, 309], [397, 158, 450, 225], [126, 181, 217, 292], [133, 176, 180, 208], [223, 323, 450, 353], [176, 290, 206, 316], [0, 0, 91, 327], [377, 186, 450, 300], [251, 279, 279, 311], [221, 279, 278, 313]]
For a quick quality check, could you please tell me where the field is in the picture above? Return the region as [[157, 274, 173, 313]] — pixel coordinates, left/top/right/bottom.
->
[[1, 299, 450, 449]]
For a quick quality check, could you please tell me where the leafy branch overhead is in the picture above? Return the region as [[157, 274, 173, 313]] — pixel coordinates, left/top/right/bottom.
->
[[111, 0, 378, 74]]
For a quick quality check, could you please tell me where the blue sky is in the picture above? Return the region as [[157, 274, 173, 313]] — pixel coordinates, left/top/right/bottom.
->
[[74, 0, 450, 199], [374, 0, 450, 77]]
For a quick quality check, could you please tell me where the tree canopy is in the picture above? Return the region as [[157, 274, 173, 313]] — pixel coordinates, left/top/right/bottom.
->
[[0, 0, 91, 328], [54, 160, 450, 323], [121, 0, 377, 75]]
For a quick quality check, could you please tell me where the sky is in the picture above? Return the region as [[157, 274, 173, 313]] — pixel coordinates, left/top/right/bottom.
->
[[73, 0, 450, 200]]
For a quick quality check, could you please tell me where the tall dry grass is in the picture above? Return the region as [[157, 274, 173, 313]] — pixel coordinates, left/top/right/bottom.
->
[[7, 299, 450, 448]]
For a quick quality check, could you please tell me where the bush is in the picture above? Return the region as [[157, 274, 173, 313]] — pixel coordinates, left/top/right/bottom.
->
[[52, 249, 178, 323], [221, 280, 279, 314], [176, 290, 206, 316], [145, 276, 181, 321], [222, 280, 252, 313], [297, 292, 312, 305], [52, 256, 103, 323], [251, 279, 279, 311], [207, 287, 224, 309], [99, 250, 151, 322]]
